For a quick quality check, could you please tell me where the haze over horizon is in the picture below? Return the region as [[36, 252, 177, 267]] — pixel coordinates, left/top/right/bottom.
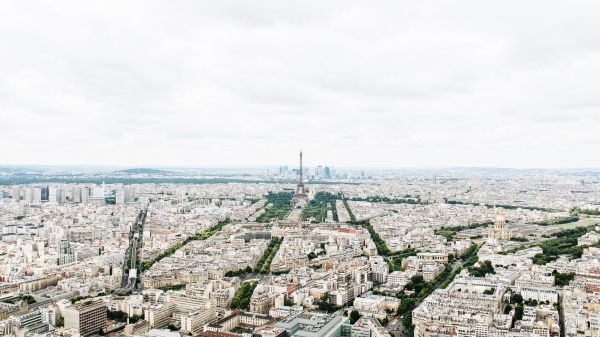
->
[[2, 1, 600, 168]]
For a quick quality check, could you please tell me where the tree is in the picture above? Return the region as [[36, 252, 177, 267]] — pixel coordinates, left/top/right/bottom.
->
[[401, 314, 414, 334], [405, 275, 426, 294], [483, 288, 495, 295], [524, 299, 539, 306], [318, 292, 340, 312], [231, 281, 257, 310], [511, 293, 523, 304], [512, 304, 524, 327], [397, 297, 416, 315], [468, 260, 495, 277], [107, 310, 129, 322], [349, 310, 361, 324], [21, 295, 36, 304], [552, 271, 575, 286]]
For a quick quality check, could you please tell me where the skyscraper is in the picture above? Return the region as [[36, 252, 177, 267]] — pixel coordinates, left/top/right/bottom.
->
[[12, 186, 20, 202], [73, 187, 82, 203], [25, 187, 34, 203]]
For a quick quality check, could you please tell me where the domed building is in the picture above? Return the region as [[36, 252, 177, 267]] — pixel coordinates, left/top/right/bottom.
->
[[488, 208, 515, 241]]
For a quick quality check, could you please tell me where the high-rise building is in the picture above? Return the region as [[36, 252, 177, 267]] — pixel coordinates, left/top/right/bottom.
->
[[124, 187, 135, 203], [324, 166, 331, 179], [48, 187, 66, 204], [63, 300, 107, 336], [116, 190, 125, 205], [116, 187, 135, 205], [277, 166, 289, 176], [33, 188, 42, 204], [25, 187, 34, 203], [12, 186, 20, 202], [81, 187, 90, 204], [315, 165, 324, 179], [48, 187, 57, 203], [41, 186, 49, 201], [57, 240, 77, 265], [73, 187, 82, 203]]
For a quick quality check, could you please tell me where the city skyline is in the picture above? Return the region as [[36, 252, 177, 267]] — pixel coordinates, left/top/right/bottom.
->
[[1, 2, 600, 337], [2, 1, 600, 168]]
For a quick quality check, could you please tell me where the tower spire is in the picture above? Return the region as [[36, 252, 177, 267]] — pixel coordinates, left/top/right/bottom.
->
[[292, 149, 309, 211], [299, 150, 303, 188]]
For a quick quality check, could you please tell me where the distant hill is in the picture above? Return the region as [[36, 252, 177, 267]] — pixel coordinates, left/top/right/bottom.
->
[[115, 168, 170, 174]]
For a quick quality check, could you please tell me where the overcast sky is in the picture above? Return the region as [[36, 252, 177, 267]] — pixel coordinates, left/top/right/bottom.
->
[[1, 1, 599, 168]]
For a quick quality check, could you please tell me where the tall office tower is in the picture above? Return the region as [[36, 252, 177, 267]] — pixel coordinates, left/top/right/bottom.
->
[[315, 165, 324, 179], [48, 187, 58, 203], [57, 240, 77, 265], [73, 187, 81, 203], [278, 166, 289, 176], [81, 187, 90, 204], [12, 186, 20, 202], [63, 300, 107, 336], [33, 188, 42, 204], [90, 183, 109, 204], [25, 187, 34, 203], [93, 186, 104, 198], [115, 189, 125, 205], [124, 187, 135, 203], [58, 187, 66, 203], [41, 186, 49, 201]]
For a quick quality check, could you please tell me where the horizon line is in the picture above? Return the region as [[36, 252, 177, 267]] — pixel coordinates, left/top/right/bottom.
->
[[1, 164, 600, 171]]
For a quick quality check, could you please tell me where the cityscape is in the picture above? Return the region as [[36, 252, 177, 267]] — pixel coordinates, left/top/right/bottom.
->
[[1, 152, 600, 337], [2, 1, 600, 337]]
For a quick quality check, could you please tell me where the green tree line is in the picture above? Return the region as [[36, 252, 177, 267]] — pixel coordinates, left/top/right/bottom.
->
[[141, 219, 229, 272]]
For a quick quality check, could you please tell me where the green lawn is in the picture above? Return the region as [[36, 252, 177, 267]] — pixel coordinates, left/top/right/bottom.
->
[[257, 192, 293, 223]]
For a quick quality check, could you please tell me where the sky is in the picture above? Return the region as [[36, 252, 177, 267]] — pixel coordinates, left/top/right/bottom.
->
[[1, 1, 599, 169]]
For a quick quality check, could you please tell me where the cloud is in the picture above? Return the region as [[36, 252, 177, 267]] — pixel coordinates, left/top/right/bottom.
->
[[0, 1, 599, 168]]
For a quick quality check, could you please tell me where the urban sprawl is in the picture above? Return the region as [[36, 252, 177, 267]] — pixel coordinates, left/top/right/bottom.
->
[[1, 156, 600, 337]]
